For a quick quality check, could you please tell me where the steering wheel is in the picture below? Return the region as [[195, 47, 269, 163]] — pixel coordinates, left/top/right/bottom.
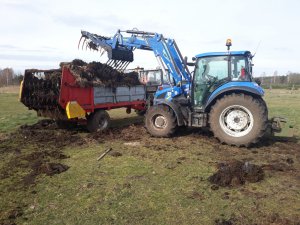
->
[[203, 73, 217, 84]]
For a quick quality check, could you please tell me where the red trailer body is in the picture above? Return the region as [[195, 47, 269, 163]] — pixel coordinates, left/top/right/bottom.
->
[[20, 67, 147, 132], [58, 67, 146, 113]]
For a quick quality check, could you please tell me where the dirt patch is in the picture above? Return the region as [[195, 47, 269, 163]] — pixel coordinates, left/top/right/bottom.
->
[[214, 218, 234, 225], [108, 151, 123, 157], [208, 160, 265, 187], [1, 120, 148, 186], [7, 207, 23, 220], [88, 124, 147, 142], [187, 191, 205, 201], [18, 119, 86, 149], [258, 213, 300, 225], [262, 162, 294, 172], [0, 206, 24, 225], [287, 158, 294, 164], [0, 120, 85, 186], [38, 162, 69, 176]]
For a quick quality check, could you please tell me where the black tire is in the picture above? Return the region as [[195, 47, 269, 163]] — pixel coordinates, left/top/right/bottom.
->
[[209, 93, 268, 147], [145, 105, 177, 137], [87, 110, 110, 132]]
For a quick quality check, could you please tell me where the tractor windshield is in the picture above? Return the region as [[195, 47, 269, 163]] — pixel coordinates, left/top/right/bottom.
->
[[193, 56, 229, 106]]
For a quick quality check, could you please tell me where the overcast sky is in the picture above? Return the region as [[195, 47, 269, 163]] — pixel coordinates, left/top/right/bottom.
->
[[0, 0, 299, 76]]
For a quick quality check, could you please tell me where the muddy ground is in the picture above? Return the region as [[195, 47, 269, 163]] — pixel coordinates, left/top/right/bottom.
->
[[0, 119, 299, 225]]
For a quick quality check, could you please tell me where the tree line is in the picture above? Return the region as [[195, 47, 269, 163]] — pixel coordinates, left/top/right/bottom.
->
[[1, 67, 300, 88], [0, 68, 23, 87], [258, 72, 300, 85]]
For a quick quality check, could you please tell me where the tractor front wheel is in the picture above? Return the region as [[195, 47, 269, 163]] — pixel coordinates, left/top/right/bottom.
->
[[145, 105, 177, 137]]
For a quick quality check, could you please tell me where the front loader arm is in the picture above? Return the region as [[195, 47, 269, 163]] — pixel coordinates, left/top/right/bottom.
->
[[79, 29, 191, 92]]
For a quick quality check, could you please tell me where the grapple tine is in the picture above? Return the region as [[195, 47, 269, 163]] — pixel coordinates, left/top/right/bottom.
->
[[115, 61, 122, 70], [120, 61, 130, 71], [115, 60, 123, 69], [99, 48, 105, 56], [82, 38, 87, 50], [107, 59, 114, 66], [116, 61, 125, 70], [78, 36, 83, 49], [120, 61, 126, 68], [112, 60, 118, 68], [120, 61, 129, 71]]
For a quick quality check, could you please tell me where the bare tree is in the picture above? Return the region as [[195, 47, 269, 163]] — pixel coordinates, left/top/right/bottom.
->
[[0, 68, 14, 87]]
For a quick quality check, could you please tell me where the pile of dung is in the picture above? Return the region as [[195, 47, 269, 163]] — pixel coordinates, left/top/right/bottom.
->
[[63, 59, 140, 87], [208, 160, 264, 187]]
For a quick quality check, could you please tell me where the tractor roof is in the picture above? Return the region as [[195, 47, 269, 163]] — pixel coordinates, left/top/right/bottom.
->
[[195, 51, 251, 58]]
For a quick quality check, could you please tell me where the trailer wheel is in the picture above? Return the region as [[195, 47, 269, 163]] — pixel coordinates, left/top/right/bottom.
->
[[87, 110, 110, 132], [145, 105, 177, 137], [209, 93, 268, 147]]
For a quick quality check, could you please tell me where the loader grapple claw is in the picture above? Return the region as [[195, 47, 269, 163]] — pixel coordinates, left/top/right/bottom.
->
[[78, 30, 134, 71], [108, 49, 134, 62]]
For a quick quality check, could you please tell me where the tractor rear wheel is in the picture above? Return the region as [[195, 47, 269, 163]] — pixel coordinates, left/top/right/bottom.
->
[[145, 105, 177, 137], [87, 110, 110, 132], [209, 93, 267, 147]]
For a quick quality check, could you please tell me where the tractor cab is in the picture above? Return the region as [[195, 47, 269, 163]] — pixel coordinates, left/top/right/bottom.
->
[[192, 51, 255, 109], [138, 68, 173, 86]]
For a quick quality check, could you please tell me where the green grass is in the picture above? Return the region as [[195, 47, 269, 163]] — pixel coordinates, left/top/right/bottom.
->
[[0, 93, 39, 133], [264, 89, 300, 137], [1, 90, 300, 225]]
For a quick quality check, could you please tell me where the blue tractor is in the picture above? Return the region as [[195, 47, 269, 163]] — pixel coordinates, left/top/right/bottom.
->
[[79, 29, 279, 146]]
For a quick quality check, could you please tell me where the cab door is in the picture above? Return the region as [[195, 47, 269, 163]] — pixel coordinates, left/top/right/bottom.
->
[[193, 56, 229, 108]]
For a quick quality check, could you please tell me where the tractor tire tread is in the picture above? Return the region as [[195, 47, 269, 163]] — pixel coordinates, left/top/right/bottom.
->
[[209, 93, 268, 147], [145, 105, 177, 137]]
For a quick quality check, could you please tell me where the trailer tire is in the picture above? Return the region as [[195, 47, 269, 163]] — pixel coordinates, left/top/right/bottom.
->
[[145, 105, 177, 137], [87, 110, 110, 132], [209, 93, 267, 147]]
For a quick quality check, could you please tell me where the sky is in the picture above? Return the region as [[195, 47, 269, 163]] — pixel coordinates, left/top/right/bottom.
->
[[0, 0, 299, 76]]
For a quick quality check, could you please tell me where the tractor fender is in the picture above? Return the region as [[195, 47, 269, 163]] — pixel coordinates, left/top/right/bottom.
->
[[204, 81, 264, 111], [154, 99, 185, 126]]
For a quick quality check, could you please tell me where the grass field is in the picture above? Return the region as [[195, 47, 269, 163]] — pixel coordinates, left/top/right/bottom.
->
[[0, 88, 299, 225], [264, 89, 300, 137]]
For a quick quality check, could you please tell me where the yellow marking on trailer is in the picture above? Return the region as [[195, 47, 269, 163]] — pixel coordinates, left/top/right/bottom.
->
[[19, 81, 24, 101], [66, 101, 86, 119]]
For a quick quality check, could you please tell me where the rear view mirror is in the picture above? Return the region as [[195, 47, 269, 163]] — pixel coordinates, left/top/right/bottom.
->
[[254, 78, 261, 86]]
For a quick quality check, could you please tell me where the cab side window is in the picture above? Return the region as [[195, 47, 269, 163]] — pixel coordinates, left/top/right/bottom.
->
[[231, 56, 250, 81]]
